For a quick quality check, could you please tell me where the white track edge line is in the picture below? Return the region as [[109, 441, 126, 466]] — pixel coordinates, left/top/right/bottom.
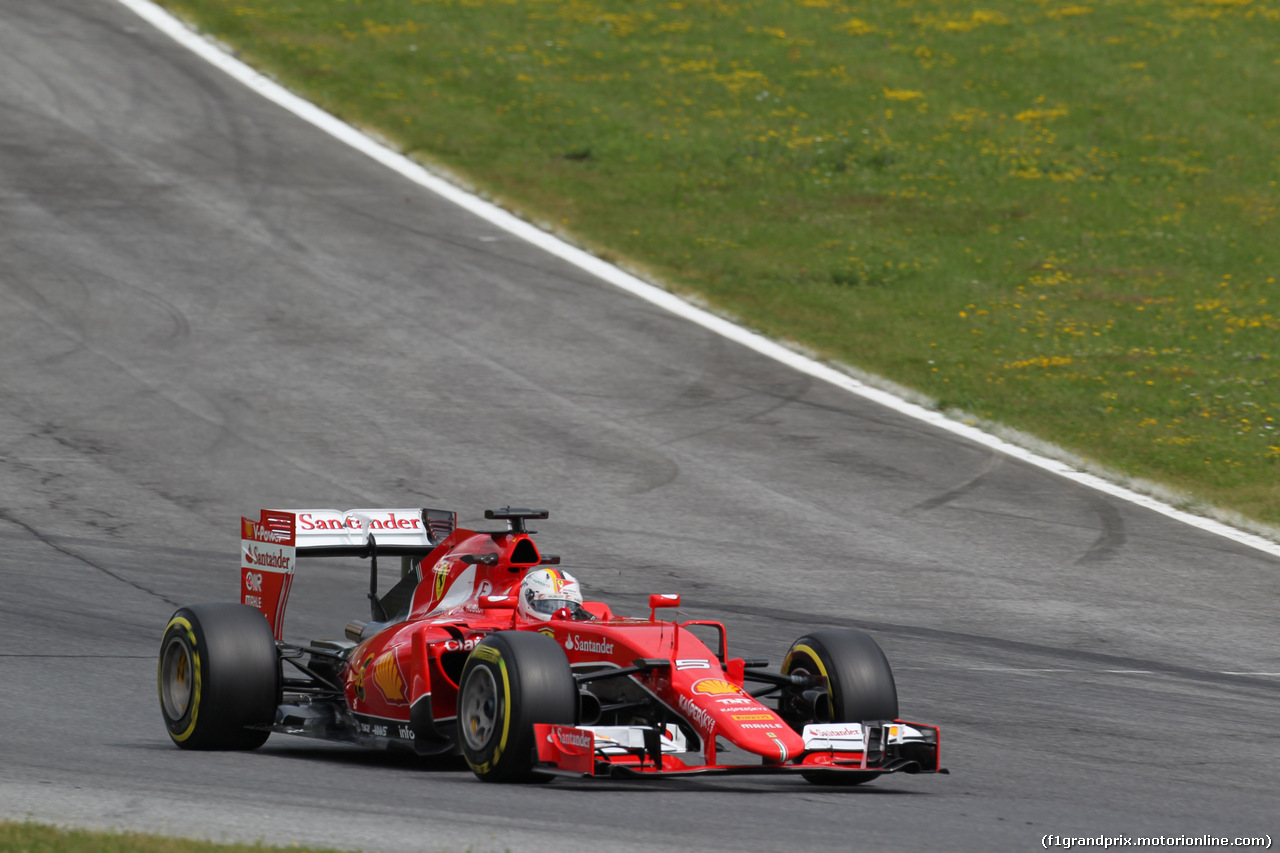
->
[[115, 0, 1280, 562]]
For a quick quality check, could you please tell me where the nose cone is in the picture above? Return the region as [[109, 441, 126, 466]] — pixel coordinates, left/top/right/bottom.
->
[[681, 676, 804, 762], [714, 706, 805, 762]]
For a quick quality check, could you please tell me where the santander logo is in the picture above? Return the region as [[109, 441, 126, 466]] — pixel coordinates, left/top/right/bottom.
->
[[243, 546, 291, 570], [298, 512, 422, 532], [556, 729, 593, 750], [564, 636, 614, 656]]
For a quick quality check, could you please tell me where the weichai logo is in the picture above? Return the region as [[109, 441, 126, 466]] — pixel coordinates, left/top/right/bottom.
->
[[692, 678, 742, 695]]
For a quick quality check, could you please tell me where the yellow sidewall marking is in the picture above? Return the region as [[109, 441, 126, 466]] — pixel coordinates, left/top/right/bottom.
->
[[465, 650, 513, 776], [783, 643, 830, 682], [160, 616, 201, 742], [472, 645, 500, 663], [496, 657, 512, 764], [784, 642, 833, 718]]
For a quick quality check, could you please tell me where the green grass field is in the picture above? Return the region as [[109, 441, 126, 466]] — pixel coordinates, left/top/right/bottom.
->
[[0, 821, 351, 853], [154, 0, 1280, 527]]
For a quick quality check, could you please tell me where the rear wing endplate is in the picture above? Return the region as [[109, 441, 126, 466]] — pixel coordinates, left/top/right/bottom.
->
[[240, 507, 455, 638]]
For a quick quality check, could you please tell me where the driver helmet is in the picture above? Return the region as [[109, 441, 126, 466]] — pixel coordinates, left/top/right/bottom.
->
[[518, 568, 587, 621]]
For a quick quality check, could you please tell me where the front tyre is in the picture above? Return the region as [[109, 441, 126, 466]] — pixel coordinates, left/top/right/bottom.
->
[[780, 628, 898, 786], [159, 603, 280, 750], [457, 631, 576, 783]]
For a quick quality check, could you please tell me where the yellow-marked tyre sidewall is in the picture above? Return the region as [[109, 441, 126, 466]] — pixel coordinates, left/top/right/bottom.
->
[[458, 654, 512, 778], [783, 629, 898, 787], [159, 616, 201, 743], [156, 603, 278, 751], [456, 632, 576, 784], [782, 629, 898, 723]]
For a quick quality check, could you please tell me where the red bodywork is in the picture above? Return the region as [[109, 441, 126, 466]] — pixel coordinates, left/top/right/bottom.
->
[[239, 508, 943, 779]]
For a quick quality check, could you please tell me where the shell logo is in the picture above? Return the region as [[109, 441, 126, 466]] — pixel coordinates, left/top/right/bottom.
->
[[692, 678, 742, 695], [372, 651, 407, 703]]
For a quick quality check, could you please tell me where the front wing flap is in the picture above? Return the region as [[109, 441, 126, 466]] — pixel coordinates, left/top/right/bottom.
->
[[534, 720, 945, 779]]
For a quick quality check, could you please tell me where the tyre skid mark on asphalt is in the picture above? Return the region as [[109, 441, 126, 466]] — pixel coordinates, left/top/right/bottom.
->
[[1074, 489, 1127, 565], [111, 0, 1280, 564], [693, 600, 1280, 691], [0, 509, 182, 608], [907, 452, 1002, 513]]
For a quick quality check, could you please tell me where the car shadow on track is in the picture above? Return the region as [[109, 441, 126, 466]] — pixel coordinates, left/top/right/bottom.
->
[[256, 743, 471, 773], [260, 747, 935, 795], [546, 779, 933, 796], [139, 741, 937, 794]]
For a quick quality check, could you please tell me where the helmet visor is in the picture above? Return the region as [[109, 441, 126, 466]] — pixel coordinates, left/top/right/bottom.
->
[[530, 598, 591, 620], [530, 597, 577, 615]]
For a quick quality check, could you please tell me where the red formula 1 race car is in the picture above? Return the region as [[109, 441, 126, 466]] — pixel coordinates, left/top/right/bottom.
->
[[158, 507, 945, 784]]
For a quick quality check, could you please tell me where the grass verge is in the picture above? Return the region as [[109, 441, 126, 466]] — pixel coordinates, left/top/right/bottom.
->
[[0, 821, 350, 853], [150, 0, 1280, 527]]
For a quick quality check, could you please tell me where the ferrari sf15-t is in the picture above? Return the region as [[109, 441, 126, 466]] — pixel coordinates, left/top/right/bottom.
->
[[157, 506, 945, 784]]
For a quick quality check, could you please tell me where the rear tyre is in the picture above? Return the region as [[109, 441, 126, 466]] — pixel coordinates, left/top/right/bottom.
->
[[158, 603, 280, 750], [457, 631, 577, 783], [780, 628, 898, 785]]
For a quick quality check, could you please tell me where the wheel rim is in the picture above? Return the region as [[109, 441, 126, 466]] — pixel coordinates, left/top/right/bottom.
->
[[160, 636, 194, 721], [460, 666, 499, 751]]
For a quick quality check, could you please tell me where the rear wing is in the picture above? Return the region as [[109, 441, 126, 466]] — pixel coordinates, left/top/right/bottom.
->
[[240, 507, 455, 639]]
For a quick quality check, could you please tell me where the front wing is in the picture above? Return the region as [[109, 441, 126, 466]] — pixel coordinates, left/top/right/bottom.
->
[[534, 720, 945, 780]]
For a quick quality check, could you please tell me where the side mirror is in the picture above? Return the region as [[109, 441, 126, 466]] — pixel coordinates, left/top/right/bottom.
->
[[477, 595, 512, 610], [648, 593, 681, 622]]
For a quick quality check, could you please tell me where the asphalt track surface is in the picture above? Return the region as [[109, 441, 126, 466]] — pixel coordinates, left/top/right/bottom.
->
[[1, 2, 1277, 851]]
